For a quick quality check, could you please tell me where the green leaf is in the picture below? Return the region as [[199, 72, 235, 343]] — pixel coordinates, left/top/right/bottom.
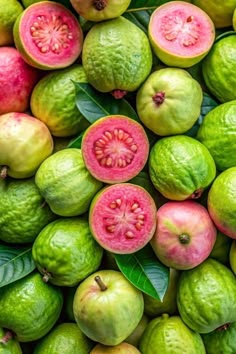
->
[[123, 10, 152, 33], [74, 82, 139, 123], [114, 244, 169, 301], [0, 244, 36, 288], [67, 131, 84, 149], [127, 0, 171, 11]]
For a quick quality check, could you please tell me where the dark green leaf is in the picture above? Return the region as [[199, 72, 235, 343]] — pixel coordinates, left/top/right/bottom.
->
[[123, 11, 152, 33], [74, 82, 139, 123], [114, 244, 169, 300], [0, 244, 36, 288], [67, 131, 85, 149], [127, 0, 171, 11]]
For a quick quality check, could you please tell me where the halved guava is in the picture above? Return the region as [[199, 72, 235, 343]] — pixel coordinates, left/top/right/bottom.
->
[[89, 183, 157, 254], [81, 115, 149, 184], [148, 1, 215, 68], [13, 1, 83, 70]]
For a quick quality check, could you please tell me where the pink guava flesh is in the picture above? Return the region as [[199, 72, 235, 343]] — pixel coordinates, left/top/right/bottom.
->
[[17, 2, 83, 68], [81, 115, 149, 184], [0, 47, 40, 115], [150, 200, 217, 270], [149, 1, 215, 58], [89, 183, 157, 254]]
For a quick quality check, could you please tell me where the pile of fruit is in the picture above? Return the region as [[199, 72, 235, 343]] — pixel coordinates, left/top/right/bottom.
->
[[1, 0, 236, 352]]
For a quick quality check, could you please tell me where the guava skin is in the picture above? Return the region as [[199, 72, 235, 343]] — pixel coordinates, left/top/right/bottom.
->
[[73, 270, 144, 346], [0, 112, 53, 179], [0, 0, 23, 46], [202, 321, 236, 354], [0, 47, 40, 115], [151, 200, 217, 270], [0, 328, 22, 354], [90, 342, 141, 353]]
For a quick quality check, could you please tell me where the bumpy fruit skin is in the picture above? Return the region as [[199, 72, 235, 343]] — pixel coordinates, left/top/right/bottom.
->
[[149, 135, 216, 201], [148, 1, 215, 68], [197, 100, 236, 171], [0, 0, 23, 45], [177, 258, 236, 333], [208, 167, 236, 239], [81, 115, 149, 184], [13, 1, 83, 70], [0, 112, 53, 179], [32, 218, 103, 286], [0, 272, 63, 342], [30, 65, 90, 137], [73, 270, 144, 346], [90, 342, 141, 353], [0, 177, 56, 243], [202, 34, 236, 103], [70, 0, 132, 22], [139, 314, 206, 354], [82, 16, 152, 94], [202, 322, 236, 354], [136, 68, 203, 136], [0, 328, 22, 354], [35, 148, 103, 217], [0, 47, 40, 115], [33, 323, 94, 354]]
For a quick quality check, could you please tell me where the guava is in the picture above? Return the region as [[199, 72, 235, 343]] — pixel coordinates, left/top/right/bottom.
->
[[82, 16, 152, 97], [90, 342, 141, 353], [149, 135, 216, 201], [0, 0, 23, 46], [35, 148, 103, 217], [148, 1, 215, 68], [202, 34, 236, 103], [0, 177, 56, 244], [0, 272, 63, 342], [0, 112, 53, 179], [139, 314, 206, 354], [32, 217, 103, 286], [177, 258, 236, 333], [30, 65, 90, 137], [0, 328, 22, 354], [197, 100, 236, 171], [230, 240, 236, 274], [143, 268, 180, 317], [33, 323, 94, 354], [89, 183, 157, 254], [192, 0, 236, 28], [13, 1, 84, 70], [210, 231, 232, 265], [151, 200, 217, 270], [136, 68, 203, 136], [125, 314, 149, 348], [0, 47, 40, 115], [81, 115, 149, 184], [208, 167, 236, 239], [233, 8, 236, 30], [70, 0, 131, 22], [73, 270, 144, 346], [202, 321, 236, 354]]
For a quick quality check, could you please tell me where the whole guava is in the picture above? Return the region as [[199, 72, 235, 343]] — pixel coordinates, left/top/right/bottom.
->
[[73, 270, 144, 346], [0, 0, 23, 45]]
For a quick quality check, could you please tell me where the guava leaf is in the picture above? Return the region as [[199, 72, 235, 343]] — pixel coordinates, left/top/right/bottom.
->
[[123, 10, 152, 33], [67, 131, 84, 149], [74, 82, 139, 123], [127, 0, 170, 11], [114, 244, 169, 301], [0, 244, 36, 288]]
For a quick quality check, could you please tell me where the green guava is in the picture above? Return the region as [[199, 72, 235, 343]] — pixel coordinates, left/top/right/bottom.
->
[[197, 100, 236, 171], [73, 270, 144, 346], [202, 34, 236, 103], [233, 8, 236, 30], [33, 323, 94, 354], [0, 328, 22, 354], [0, 0, 23, 46], [90, 342, 141, 353], [136, 68, 203, 136], [70, 0, 131, 22], [139, 314, 206, 354], [148, 1, 215, 68], [125, 314, 149, 348], [32, 217, 103, 286], [82, 16, 152, 97], [0, 177, 56, 244], [202, 322, 236, 354], [149, 135, 216, 200], [0, 112, 53, 179], [210, 231, 232, 264], [81, 115, 149, 184], [35, 148, 103, 217], [208, 167, 236, 239], [177, 258, 236, 333], [0, 272, 63, 342], [89, 183, 157, 254], [30, 65, 90, 137], [230, 240, 236, 274], [13, 1, 84, 70]]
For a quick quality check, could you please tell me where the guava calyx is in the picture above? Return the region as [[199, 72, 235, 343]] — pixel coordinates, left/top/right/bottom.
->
[[0, 166, 8, 179], [93, 0, 107, 10], [95, 276, 108, 291], [189, 188, 203, 199], [179, 234, 190, 244], [0, 330, 14, 344], [216, 323, 231, 332], [152, 91, 165, 106], [111, 89, 128, 99], [42, 269, 52, 283]]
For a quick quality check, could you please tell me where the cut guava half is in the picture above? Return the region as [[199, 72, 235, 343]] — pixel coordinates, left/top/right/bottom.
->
[[148, 1, 215, 68], [13, 1, 83, 70], [89, 183, 157, 254]]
